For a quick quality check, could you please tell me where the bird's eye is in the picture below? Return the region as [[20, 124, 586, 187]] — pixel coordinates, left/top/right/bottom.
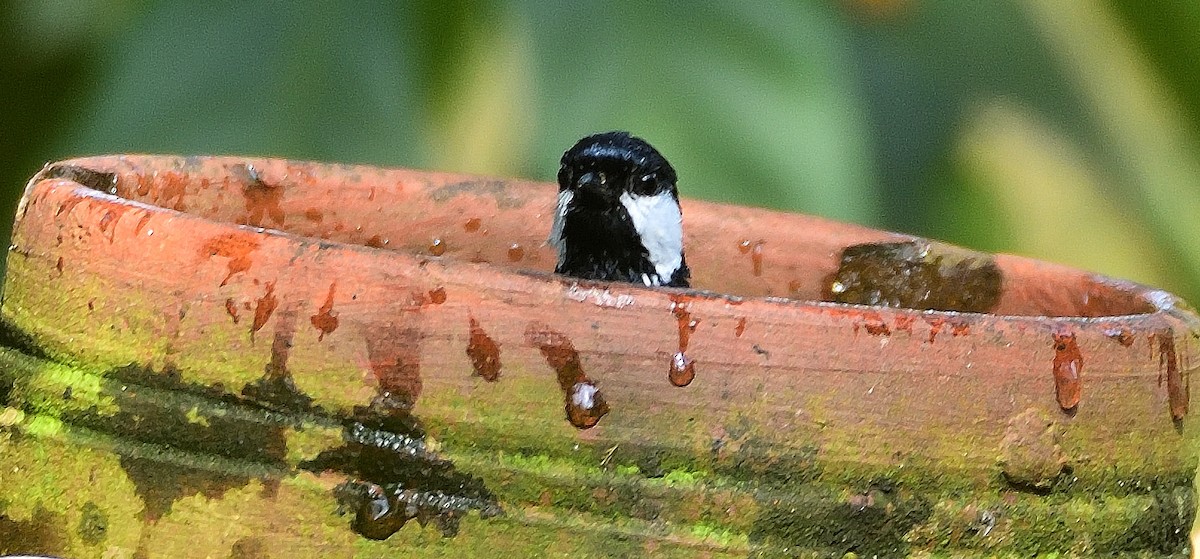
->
[[633, 173, 657, 194]]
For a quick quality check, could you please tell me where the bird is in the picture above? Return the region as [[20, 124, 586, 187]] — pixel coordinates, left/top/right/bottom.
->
[[549, 131, 690, 288]]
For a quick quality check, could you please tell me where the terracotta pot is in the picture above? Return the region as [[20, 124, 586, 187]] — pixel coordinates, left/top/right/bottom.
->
[[1, 155, 1197, 557]]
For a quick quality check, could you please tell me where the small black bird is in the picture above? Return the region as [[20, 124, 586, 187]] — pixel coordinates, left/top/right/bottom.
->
[[550, 131, 690, 287]]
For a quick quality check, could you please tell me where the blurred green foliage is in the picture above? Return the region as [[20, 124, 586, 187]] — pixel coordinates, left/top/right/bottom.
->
[[2, 0, 1198, 304]]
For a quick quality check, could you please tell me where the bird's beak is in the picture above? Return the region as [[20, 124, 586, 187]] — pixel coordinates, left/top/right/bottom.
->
[[574, 171, 611, 206]]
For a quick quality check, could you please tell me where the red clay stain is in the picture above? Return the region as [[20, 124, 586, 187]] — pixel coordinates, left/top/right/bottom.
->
[[669, 296, 700, 387], [97, 210, 117, 243], [735, 317, 747, 338], [429, 238, 446, 256], [464, 217, 482, 232], [863, 312, 891, 336], [894, 315, 915, 335], [1105, 327, 1136, 347], [950, 321, 971, 337], [787, 279, 803, 295], [925, 317, 945, 343], [200, 232, 262, 286], [750, 241, 765, 276], [241, 166, 285, 227], [524, 323, 609, 429], [310, 282, 339, 341], [507, 243, 525, 262], [134, 173, 153, 197], [158, 171, 188, 211], [55, 257, 64, 275], [428, 287, 447, 305], [1158, 331, 1188, 420], [303, 208, 324, 223], [466, 317, 502, 381], [133, 212, 153, 236], [251, 281, 278, 340], [87, 299, 94, 311], [1051, 330, 1083, 412], [364, 323, 423, 409], [225, 298, 241, 324], [366, 235, 385, 248]]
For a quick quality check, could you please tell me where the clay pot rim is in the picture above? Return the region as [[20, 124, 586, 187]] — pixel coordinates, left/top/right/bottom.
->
[[27, 163, 1188, 326]]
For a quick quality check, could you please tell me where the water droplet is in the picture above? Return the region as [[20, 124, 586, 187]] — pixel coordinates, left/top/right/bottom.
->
[[750, 241, 764, 276], [669, 352, 695, 387], [1051, 330, 1083, 413], [507, 243, 525, 262], [566, 381, 609, 429], [429, 238, 446, 256], [737, 239, 752, 254]]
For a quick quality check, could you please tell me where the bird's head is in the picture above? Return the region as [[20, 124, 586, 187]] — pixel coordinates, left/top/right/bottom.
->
[[556, 131, 678, 208]]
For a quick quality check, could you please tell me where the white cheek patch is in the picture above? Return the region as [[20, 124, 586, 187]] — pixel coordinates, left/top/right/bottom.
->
[[619, 191, 684, 284], [549, 190, 573, 263]]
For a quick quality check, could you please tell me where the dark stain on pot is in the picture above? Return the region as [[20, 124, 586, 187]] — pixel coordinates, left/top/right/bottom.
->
[[364, 323, 424, 409], [201, 232, 261, 286], [243, 308, 316, 413], [751, 240, 765, 276], [507, 243, 525, 262], [230, 536, 267, 559], [0, 506, 69, 556], [77, 501, 108, 546], [366, 234, 385, 248], [251, 281, 278, 339], [428, 287, 447, 305], [41, 164, 118, 194], [55, 256, 64, 275], [738, 239, 752, 254], [429, 238, 446, 256], [67, 364, 294, 523], [236, 164, 285, 227], [97, 209, 117, 243], [300, 402, 502, 540], [157, 171, 189, 211], [670, 296, 698, 387], [894, 315, 915, 335], [1158, 332, 1188, 420], [751, 478, 931, 558], [303, 208, 324, 223], [1105, 327, 1136, 347], [311, 282, 339, 341], [466, 317, 501, 381], [735, 317, 747, 338], [1052, 330, 1083, 413], [225, 298, 241, 324], [464, 217, 482, 232], [824, 240, 1002, 313], [524, 322, 609, 429], [863, 312, 891, 337]]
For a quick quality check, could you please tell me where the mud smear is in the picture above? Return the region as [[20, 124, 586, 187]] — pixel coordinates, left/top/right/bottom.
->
[[310, 282, 339, 341], [1051, 330, 1083, 413], [41, 164, 117, 194], [364, 323, 424, 409], [200, 232, 262, 287], [669, 297, 698, 387], [242, 307, 315, 413], [236, 164, 285, 227], [824, 240, 1002, 313], [466, 317, 501, 381], [251, 281, 278, 340], [300, 402, 502, 540], [1157, 331, 1189, 421], [524, 323, 609, 429]]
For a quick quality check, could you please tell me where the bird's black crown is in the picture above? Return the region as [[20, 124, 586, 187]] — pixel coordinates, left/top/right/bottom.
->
[[557, 131, 678, 198]]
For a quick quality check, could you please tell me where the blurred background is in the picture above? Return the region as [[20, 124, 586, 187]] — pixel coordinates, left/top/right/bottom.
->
[[2, 0, 1198, 304]]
